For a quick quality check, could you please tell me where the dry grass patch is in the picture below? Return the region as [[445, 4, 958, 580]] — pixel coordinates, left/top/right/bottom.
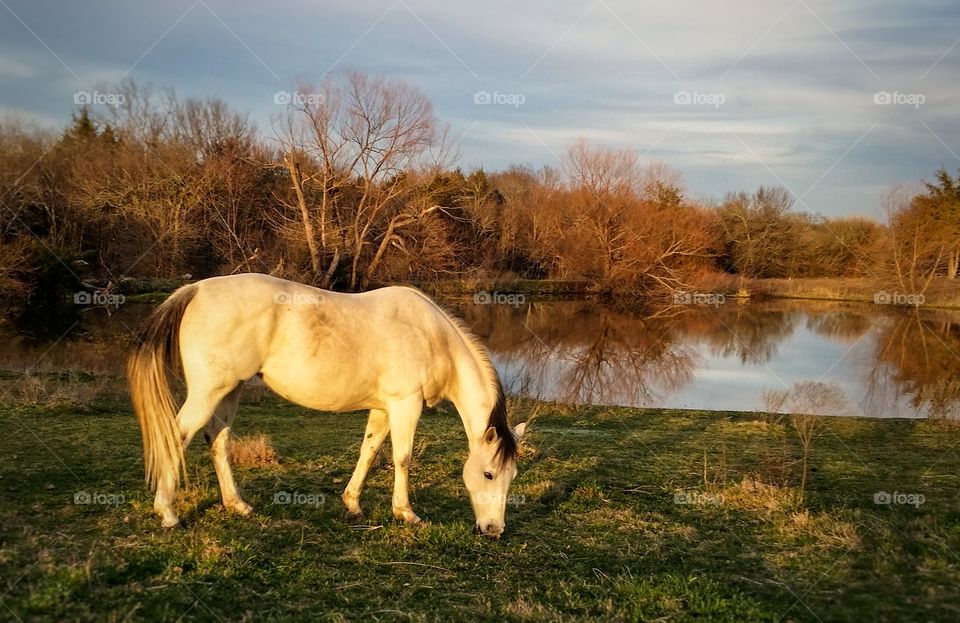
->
[[517, 479, 566, 500], [228, 434, 279, 467], [730, 419, 783, 433], [504, 596, 577, 622], [517, 436, 541, 459], [194, 534, 234, 570], [776, 509, 861, 551], [716, 477, 801, 514], [0, 370, 120, 408]]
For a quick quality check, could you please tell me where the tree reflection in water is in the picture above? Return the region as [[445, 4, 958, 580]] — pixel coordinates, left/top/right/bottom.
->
[[457, 298, 960, 418], [458, 300, 698, 406], [2, 298, 960, 418], [866, 309, 960, 419]]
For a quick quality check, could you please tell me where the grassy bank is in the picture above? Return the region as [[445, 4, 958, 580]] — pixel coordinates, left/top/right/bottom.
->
[[63, 274, 960, 311], [1, 397, 958, 622], [372, 276, 960, 310], [745, 277, 960, 309]]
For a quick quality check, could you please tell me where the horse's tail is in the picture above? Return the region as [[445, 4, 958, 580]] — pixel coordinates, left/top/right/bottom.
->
[[127, 284, 198, 491]]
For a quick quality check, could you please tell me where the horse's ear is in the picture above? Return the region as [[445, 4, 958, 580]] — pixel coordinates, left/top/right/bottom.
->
[[512, 422, 527, 440], [482, 426, 499, 445]]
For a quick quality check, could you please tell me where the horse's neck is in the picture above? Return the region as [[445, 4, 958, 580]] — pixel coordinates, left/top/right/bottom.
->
[[450, 351, 495, 449]]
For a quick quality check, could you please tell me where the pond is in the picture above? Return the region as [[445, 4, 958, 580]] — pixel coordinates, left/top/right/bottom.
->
[[3, 297, 959, 418], [462, 298, 960, 418]]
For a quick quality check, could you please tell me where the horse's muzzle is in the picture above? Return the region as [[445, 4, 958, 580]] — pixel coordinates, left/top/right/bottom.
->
[[474, 522, 503, 539]]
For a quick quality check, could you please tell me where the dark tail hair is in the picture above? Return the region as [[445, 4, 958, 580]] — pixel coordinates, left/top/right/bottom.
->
[[127, 285, 198, 490]]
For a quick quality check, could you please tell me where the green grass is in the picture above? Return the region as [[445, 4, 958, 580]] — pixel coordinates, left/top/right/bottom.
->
[[1, 399, 958, 622]]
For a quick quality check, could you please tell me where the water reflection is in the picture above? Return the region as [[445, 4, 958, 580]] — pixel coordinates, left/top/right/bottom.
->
[[455, 299, 960, 418], [2, 298, 960, 418], [459, 301, 698, 406], [866, 310, 960, 419]]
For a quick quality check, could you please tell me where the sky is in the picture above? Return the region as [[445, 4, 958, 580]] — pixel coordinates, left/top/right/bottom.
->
[[1, 0, 958, 218]]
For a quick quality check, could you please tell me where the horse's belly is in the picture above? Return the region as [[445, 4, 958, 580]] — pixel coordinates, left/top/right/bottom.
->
[[259, 360, 382, 412]]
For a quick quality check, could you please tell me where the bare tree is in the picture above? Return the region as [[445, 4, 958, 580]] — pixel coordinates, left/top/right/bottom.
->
[[717, 186, 796, 280], [275, 72, 449, 288], [557, 140, 713, 292], [763, 381, 849, 501], [883, 185, 943, 295]]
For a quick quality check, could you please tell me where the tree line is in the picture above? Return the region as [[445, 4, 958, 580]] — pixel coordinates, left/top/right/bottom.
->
[[1, 73, 958, 305]]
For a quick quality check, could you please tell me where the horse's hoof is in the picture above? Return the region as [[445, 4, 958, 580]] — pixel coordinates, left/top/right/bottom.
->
[[227, 501, 254, 517], [394, 509, 422, 524], [344, 509, 365, 522], [161, 519, 183, 530]]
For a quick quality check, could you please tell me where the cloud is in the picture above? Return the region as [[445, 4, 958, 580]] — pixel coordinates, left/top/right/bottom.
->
[[0, 0, 957, 217], [0, 57, 39, 79]]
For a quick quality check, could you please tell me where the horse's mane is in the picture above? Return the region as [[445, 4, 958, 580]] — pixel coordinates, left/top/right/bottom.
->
[[398, 286, 517, 467]]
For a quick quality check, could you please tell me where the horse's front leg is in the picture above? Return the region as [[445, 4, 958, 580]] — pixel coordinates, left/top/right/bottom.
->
[[342, 408, 390, 520], [386, 395, 424, 524]]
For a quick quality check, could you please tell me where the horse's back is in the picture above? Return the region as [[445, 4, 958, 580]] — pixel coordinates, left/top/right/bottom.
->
[[179, 274, 459, 411]]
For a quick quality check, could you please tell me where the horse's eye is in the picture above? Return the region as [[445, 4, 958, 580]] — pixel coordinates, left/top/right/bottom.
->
[[483, 471, 494, 480]]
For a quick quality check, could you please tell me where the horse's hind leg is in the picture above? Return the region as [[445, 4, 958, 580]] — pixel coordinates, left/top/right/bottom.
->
[[204, 385, 253, 517], [153, 384, 235, 528], [342, 408, 390, 520]]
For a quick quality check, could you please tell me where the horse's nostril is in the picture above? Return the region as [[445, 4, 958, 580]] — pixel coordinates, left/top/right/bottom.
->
[[485, 524, 503, 537]]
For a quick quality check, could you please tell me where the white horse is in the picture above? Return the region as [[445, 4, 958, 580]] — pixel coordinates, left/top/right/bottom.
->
[[128, 273, 525, 537]]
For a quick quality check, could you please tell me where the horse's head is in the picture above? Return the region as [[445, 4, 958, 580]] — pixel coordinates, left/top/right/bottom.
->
[[463, 422, 526, 538]]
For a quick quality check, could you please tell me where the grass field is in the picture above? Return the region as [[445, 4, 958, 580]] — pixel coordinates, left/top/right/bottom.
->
[[1, 396, 958, 622]]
